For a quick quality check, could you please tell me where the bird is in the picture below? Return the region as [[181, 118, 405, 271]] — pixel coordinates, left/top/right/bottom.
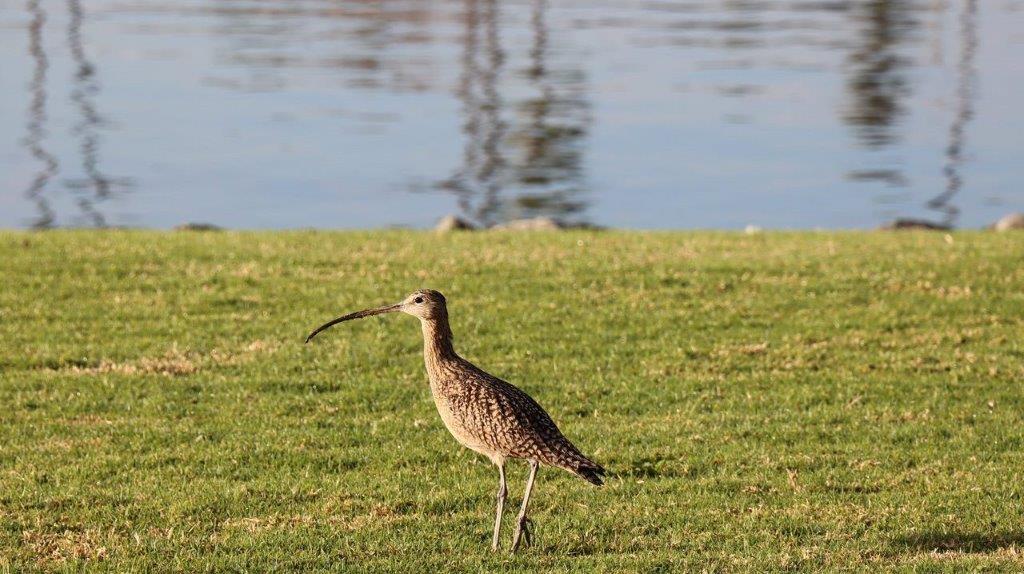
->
[[305, 289, 604, 553]]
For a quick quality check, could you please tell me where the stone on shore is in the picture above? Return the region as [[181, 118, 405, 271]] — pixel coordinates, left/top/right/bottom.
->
[[992, 212, 1024, 232], [434, 215, 476, 233], [490, 217, 565, 231], [878, 218, 951, 231], [174, 222, 222, 231]]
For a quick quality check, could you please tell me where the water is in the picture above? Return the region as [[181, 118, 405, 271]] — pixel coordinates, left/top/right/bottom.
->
[[1, 0, 1021, 230]]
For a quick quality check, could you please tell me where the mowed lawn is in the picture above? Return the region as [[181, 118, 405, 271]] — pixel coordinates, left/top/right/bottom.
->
[[1, 230, 1023, 572]]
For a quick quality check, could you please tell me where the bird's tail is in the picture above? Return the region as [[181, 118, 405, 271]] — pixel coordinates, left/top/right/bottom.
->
[[551, 444, 606, 486], [573, 461, 606, 486], [542, 435, 606, 485]]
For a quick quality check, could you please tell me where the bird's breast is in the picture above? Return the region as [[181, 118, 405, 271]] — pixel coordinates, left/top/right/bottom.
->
[[429, 383, 496, 459]]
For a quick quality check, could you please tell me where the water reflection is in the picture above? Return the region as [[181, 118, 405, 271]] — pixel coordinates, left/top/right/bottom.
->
[[21, 0, 127, 229], [207, 1, 437, 93], [927, 0, 978, 226], [437, 0, 506, 224], [24, 0, 58, 229], [507, 0, 588, 223], [844, 0, 982, 227], [2, 0, 1019, 229], [66, 0, 132, 227], [844, 0, 918, 149], [437, 0, 589, 226]]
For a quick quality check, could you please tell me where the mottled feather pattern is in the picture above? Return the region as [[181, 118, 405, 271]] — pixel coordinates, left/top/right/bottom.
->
[[394, 289, 605, 488], [425, 337, 604, 485], [306, 289, 601, 552]]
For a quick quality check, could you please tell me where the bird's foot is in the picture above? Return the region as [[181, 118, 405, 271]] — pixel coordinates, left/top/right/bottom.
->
[[510, 517, 534, 553]]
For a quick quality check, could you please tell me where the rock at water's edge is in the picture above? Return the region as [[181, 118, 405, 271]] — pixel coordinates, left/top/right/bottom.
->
[[992, 213, 1024, 232], [174, 223, 222, 231], [879, 219, 951, 231], [435, 215, 476, 233], [490, 217, 565, 231]]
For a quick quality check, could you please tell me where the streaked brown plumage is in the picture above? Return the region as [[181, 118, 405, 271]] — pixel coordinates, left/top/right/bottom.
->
[[306, 289, 604, 552]]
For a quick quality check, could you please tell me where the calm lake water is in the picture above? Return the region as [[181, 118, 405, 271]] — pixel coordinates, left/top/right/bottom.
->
[[1, 0, 1021, 229]]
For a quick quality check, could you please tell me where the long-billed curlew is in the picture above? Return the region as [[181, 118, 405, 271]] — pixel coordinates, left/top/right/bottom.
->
[[305, 289, 604, 552]]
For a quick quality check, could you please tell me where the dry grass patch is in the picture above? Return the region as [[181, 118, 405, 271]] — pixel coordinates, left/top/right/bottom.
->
[[58, 339, 281, 378], [21, 528, 110, 565], [66, 349, 198, 377]]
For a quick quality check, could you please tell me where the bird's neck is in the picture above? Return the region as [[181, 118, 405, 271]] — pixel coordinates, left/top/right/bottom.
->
[[420, 314, 458, 367]]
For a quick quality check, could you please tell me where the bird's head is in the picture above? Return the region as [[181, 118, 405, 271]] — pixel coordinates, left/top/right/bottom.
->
[[305, 289, 448, 343], [399, 289, 448, 320]]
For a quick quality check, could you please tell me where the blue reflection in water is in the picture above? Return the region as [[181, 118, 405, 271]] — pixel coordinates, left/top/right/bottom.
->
[[1, 0, 1020, 229], [437, 0, 588, 227], [23, 0, 58, 229]]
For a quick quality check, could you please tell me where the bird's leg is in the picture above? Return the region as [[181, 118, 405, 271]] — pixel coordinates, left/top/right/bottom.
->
[[491, 462, 507, 551], [510, 460, 539, 553]]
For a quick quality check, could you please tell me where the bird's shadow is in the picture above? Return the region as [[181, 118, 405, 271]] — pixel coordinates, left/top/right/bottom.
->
[[895, 530, 1024, 554]]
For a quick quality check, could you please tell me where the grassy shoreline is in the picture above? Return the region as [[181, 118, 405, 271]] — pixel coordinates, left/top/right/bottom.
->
[[2, 230, 1023, 571]]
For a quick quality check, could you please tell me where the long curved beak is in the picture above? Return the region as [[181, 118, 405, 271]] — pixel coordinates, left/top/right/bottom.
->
[[305, 303, 402, 343]]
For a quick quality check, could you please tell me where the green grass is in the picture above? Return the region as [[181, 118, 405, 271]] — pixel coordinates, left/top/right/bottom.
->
[[1, 230, 1023, 572]]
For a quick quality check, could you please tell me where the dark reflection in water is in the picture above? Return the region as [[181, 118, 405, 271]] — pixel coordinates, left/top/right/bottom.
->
[[437, 0, 589, 226], [21, 0, 127, 228], [437, 0, 506, 224], [207, 2, 436, 93], [927, 0, 978, 226], [844, 0, 918, 150], [508, 0, 588, 223], [843, 0, 982, 227], [65, 0, 132, 227], [23, 0, 58, 229], [2, 0, 1019, 229]]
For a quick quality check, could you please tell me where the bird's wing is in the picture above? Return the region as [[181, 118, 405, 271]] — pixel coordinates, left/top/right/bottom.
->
[[463, 373, 597, 469]]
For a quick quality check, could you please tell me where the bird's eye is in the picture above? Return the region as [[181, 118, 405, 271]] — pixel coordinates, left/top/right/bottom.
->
[[414, 296, 424, 304]]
